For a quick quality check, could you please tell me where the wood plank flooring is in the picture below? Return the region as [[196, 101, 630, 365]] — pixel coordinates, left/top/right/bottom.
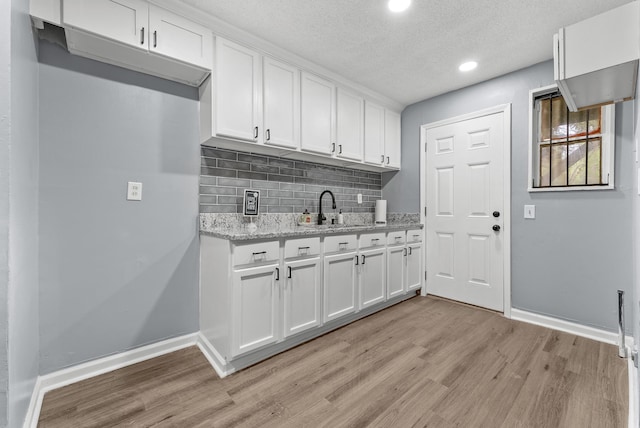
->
[[38, 296, 628, 427]]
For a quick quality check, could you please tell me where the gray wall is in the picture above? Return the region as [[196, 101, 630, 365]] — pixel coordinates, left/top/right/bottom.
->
[[385, 60, 634, 332], [38, 41, 201, 374], [0, 0, 11, 424], [200, 147, 381, 214], [8, 0, 40, 425]]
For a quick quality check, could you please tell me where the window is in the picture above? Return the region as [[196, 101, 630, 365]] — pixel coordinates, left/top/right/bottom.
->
[[528, 85, 615, 191]]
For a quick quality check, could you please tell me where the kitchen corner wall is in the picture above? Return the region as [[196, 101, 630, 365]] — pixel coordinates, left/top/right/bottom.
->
[[200, 147, 382, 214], [38, 41, 200, 374], [386, 60, 634, 333]]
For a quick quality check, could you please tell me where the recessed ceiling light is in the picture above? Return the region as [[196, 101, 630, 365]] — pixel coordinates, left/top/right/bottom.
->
[[459, 61, 478, 72], [388, 0, 411, 13]]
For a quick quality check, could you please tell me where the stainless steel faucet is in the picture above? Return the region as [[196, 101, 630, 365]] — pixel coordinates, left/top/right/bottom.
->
[[318, 190, 337, 225]]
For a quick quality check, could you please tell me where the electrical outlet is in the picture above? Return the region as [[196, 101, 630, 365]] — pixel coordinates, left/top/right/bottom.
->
[[524, 205, 535, 219], [127, 182, 142, 201], [357, 193, 363, 204]]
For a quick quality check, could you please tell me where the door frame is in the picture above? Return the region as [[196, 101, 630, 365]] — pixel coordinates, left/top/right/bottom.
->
[[419, 104, 512, 318]]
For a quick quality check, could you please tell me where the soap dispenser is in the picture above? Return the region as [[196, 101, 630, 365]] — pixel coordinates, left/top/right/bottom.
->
[[337, 209, 344, 225]]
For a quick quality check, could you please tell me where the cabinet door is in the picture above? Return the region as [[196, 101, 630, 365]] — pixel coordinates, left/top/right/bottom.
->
[[63, 0, 148, 50], [148, 5, 212, 69], [387, 245, 406, 298], [336, 88, 364, 161], [323, 252, 357, 322], [384, 110, 401, 169], [359, 248, 386, 309], [283, 257, 321, 337], [301, 72, 335, 155], [407, 243, 423, 291], [231, 264, 279, 357], [215, 37, 262, 142], [364, 101, 385, 165], [263, 57, 300, 149]]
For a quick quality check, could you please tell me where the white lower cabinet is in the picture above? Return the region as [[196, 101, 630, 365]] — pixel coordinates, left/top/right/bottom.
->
[[387, 245, 406, 299], [323, 251, 358, 322], [231, 263, 280, 357], [200, 228, 422, 373], [406, 242, 423, 291], [358, 247, 386, 309], [283, 257, 321, 337]]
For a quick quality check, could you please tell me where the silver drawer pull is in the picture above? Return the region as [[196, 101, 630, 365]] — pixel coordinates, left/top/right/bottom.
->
[[371, 238, 380, 241], [252, 251, 267, 260], [298, 246, 310, 255], [338, 242, 348, 250], [395, 236, 402, 242]]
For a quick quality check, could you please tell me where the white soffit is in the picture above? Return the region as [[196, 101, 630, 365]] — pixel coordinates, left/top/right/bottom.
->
[[178, 0, 631, 107]]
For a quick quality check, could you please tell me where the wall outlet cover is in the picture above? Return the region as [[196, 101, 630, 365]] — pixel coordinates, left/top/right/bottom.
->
[[127, 182, 142, 201], [357, 193, 363, 204]]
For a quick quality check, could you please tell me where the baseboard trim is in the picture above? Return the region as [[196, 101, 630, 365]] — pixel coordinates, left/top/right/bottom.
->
[[196, 333, 232, 378], [628, 356, 638, 428], [511, 308, 633, 347], [23, 333, 198, 428]]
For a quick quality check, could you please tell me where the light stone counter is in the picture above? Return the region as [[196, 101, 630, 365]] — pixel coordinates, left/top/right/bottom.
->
[[200, 213, 422, 241]]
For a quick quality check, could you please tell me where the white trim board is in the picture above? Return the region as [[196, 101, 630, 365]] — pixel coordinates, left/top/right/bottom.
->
[[628, 357, 638, 428], [419, 104, 512, 318], [511, 308, 633, 347], [23, 333, 199, 428]]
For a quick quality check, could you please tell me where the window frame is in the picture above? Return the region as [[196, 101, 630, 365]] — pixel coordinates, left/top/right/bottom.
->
[[527, 84, 615, 192]]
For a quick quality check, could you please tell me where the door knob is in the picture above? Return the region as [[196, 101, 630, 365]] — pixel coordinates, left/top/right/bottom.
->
[[492, 225, 501, 232], [493, 211, 500, 218]]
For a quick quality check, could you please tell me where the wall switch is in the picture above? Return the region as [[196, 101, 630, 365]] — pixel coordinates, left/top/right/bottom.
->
[[524, 205, 535, 219], [357, 193, 363, 204], [127, 182, 142, 201]]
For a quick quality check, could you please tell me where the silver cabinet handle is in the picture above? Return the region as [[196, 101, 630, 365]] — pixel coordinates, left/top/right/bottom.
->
[[287, 266, 292, 279], [140, 27, 145, 45], [339, 144, 342, 154], [153, 30, 157, 48], [266, 129, 271, 141], [387, 156, 390, 165], [254, 126, 259, 140], [332, 143, 336, 153], [275, 267, 280, 280]]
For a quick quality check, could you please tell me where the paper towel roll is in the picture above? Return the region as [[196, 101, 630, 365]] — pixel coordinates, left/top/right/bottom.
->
[[375, 200, 387, 225]]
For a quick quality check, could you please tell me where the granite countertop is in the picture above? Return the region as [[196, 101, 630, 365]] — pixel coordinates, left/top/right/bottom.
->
[[201, 222, 423, 241], [199, 213, 422, 241]]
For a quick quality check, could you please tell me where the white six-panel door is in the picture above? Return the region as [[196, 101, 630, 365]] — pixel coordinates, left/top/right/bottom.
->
[[425, 111, 505, 311]]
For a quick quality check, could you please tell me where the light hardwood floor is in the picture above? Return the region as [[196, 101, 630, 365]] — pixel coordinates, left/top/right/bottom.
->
[[38, 296, 628, 427]]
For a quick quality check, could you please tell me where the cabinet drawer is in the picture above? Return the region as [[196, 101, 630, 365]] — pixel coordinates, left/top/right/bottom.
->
[[407, 229, 423, 243], [387, 231, 406, 246], [284, 237, 320, 259], [359, 232, 386, 249], [324, 235, 357, 253], [233, 241, 280, 266]]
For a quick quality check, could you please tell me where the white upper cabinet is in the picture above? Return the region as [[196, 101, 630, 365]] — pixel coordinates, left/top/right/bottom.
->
[[63, 0, 149, 49], [384, 110, 401, 169], [554, 1, 639, 111], [62, 0, 212, 86], [263, 57, 300, 149], [336, 88, 364, 161], [301, 72, 335, 156], [148, 5, 212, 69], [215, 37, 262, 142], [364, 101, 385, 165]]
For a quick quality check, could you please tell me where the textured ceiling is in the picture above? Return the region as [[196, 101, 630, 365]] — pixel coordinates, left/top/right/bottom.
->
[[178, 0, 631, 107]]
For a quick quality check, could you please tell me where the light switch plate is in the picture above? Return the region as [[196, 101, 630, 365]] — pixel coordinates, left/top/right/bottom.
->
[[127, 182, 142, 201], [524, 205, 535, 219], [357, 193, 363, 204]]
